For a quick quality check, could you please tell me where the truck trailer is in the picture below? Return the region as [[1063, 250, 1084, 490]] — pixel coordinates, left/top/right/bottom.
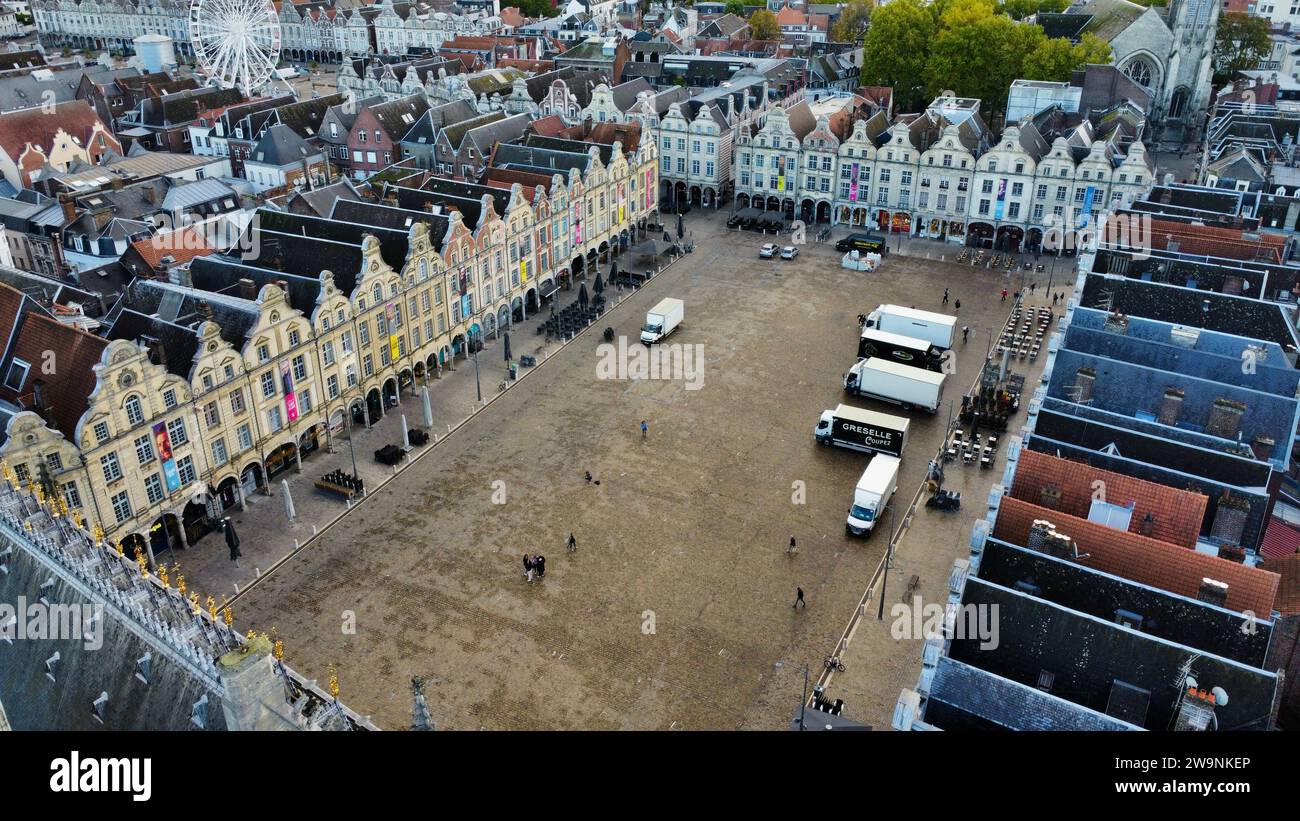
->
[[863, 304, 957, 349], [814, 403, 910, 456], [857, 327, 943, 371], [846, 455, 900, 537], [844, 357, 946, 413]]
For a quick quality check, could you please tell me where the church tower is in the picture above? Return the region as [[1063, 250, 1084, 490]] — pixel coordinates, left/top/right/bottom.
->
[[1161, 0, 1220, 126]]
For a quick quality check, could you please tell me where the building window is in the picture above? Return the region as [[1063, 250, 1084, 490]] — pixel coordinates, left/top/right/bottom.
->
[[101, 452, 122, 483], [111, 490, 132, 523], [144, 473, 164, 505], [166, 418, 188, 447], [260, 371, 276, 398], [4, 358, 29, 391], [125, 395, 144, 426], [61, 481, 82, 510], [212, 438, 228, 467], [267, 407, 283, 433], [176, 455, 196, 486], [203, 401, 221, 428], [94, 421, 110, 443], [292, 354, 307, 382], [237, 424, 253, 452], [134, 434, 153, 466]]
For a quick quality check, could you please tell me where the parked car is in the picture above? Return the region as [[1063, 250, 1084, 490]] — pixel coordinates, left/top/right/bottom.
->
[[780, 246, 799, 260], [759, 243, 777, 259]]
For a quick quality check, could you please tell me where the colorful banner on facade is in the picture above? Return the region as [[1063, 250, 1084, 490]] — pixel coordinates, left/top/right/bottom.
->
[[461, 293, 471, 320], [1079, 185, 1097, 227], [574, 201, 582, 244], [520, 260, 527, 283], [776, 156, 786, 192], [994, 178, 1007, 221], [281, 361, 299, 423], [385, 303, 400, 364], [645, 169, 653, 209], [152, 421, 180, 493], [850, 162, 860, 202]]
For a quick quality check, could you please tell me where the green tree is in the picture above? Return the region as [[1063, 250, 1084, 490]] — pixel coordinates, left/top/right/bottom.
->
[[925, 8, 1044, 114], [724, 0, 746, 15], [830, 0, 874, 43], [749, 8, 781, 40], [997, 0, 1069, 18], [513, 0, 558, 17], [1021, 32, 1111, 83], [1213, 12, 1271, 81], [860, 0, 936, 110]]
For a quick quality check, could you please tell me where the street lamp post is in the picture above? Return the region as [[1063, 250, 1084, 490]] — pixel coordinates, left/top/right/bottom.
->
[[876, 503, 898, 621], [471, 335, 482, 404]]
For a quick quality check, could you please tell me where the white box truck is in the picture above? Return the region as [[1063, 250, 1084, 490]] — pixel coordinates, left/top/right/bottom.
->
[[858, 327, 942, 371], [863, 304, 957, 349], [641, 298, 684, 345], [814, 404, 909, 456], [846, 455, 900, 537], [844, 357, 945, 413]]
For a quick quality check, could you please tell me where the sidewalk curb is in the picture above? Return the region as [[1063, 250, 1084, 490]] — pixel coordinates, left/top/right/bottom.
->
[[228, 252, 692, 605]]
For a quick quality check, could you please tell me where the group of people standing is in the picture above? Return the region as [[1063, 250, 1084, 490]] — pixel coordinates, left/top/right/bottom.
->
[[522, 553, 546, 582]]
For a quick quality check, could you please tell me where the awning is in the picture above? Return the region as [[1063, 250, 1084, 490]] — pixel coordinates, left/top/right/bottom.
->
[[633, 239, 672, 257], [539, 279, 558, 298]]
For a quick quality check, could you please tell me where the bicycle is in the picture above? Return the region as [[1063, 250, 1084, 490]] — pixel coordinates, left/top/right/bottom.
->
[[824, 655, 847, 673]]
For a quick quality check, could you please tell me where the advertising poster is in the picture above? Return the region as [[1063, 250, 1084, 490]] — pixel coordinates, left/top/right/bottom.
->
[[1079, 185, 1097, 227], [994, 179, 1007, 220], [281, 361, 299, 423], [850, 162, 860, 202], [152, 421, 180, 493], [385, 304, 400, 364]]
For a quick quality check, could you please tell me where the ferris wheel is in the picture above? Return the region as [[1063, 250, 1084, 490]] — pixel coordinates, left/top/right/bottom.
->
[[189, 0, 281, 96]]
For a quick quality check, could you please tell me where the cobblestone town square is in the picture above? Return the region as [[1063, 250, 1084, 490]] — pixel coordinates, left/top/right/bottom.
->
[[234, 212, 1049, 729]]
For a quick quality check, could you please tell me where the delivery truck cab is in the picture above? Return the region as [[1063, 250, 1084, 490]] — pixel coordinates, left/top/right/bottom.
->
[[844, 357, 946, 412], [858, 327, 942, 370], [814, 403, 909, 456], [846, 455, 900, 537], [641, 298, 684, 344], [863, 304, 957, 349]]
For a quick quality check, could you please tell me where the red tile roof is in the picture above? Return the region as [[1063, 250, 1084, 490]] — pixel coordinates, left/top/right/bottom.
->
[[1260, 517, 1300, 560], [0, 284, 108, 441], [0, 99, 119, 165], [1009, 449, 1207, 548], [776, 4, 807, 26], [1137, 217, 1287, 264], [528, 114, 570, 138], [1264, 552, 1300, 615], [129, 227, 215, 269], [993, 496, 1280, 616]]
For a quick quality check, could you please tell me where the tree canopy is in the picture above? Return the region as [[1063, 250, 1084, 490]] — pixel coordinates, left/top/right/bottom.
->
[[829, 0, 874, 43], [859, 0, 1111, 117], [1213, 11, 1271, 82], [749, 8, 781, 40], [724, 0, 746, 16]]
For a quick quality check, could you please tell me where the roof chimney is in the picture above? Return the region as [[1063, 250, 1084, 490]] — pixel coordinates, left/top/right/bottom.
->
[[57, 193, 76, 224], [237, 277, 257, 300]]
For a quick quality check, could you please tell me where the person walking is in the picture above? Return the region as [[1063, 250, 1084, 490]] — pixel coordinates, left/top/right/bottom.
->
[[962, 325, 970, 343], [535, 555, 546, 579], [523, 554, 534, 583], [787, 535, 798, 555], [1030, 282, 1036, 295], [224, 519, 241, 562], [640, 419, 648, 441], [953, 299, 961, 313], [793, 587, 806, 609], [942, 288, 949, 305], [567, 533, 577, 552], [1000, 288, 1008, 302]]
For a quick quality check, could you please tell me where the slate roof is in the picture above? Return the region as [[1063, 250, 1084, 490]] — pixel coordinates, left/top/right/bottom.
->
[[491, 143, 591, 175], [367, 94, 432, 141], [925, 656, 1143, 731], [248, 124, 320, 167]]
